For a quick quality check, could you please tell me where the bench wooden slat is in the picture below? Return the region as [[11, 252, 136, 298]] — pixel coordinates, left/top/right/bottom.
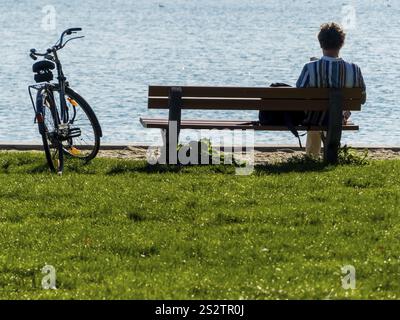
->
[[149, 86, 363, 100], [140, 118, 359, 131], [148, 98, 362, 111]]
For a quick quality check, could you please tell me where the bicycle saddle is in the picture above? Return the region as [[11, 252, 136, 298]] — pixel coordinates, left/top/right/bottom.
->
[[32, 60, 55, 73]]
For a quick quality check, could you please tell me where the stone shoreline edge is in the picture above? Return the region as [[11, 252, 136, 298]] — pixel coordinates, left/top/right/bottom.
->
[[1, 144, 399, 152]]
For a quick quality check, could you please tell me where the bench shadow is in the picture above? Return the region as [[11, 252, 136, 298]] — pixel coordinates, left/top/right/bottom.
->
[[105, 157, 330, 175], [106, 162, 184, 175], [106, 162, 238, 175], [254, 158, 329, 175], [1, 153, 338, 176]]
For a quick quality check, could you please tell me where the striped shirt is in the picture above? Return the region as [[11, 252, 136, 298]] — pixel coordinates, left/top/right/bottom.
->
[[296, 56, 366, 90], [296, 56, 366, 123]]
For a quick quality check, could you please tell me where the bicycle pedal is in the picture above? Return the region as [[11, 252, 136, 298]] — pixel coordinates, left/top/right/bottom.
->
[[68, 147, 82, 156]]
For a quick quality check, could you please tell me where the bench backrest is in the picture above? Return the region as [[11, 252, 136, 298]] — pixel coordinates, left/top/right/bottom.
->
[[148, 86, 363, 111]]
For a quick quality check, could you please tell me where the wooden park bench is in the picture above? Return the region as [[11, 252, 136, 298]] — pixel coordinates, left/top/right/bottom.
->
[[140, 86, 364, 164]]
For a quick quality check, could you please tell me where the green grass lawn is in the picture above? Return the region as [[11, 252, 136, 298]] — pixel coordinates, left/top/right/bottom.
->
[[0, 152, 399, 300]]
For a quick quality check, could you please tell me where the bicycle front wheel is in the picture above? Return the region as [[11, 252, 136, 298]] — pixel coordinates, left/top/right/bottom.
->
[[51, 87, 102, 161], [36, 89, 64, 173]]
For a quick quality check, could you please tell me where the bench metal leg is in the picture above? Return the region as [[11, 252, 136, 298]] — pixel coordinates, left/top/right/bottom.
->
[[324, 89, 343, 164], [165, 87, 182, 164]]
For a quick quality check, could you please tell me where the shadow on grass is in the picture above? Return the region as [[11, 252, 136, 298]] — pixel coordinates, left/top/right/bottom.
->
[[255, 149, 370, 175], [107, 162, 182, 175], [106, 161, 236, 175], [27, 164, 51, 174], [80, 146, 371, 175], [1, 154, 51, 175], [105, 156, 330, 176], [1, 151, 369, 176], [254, 157, 329, 175]]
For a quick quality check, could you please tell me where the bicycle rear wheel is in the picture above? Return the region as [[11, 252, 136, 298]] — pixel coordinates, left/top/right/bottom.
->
[[51, 87, 102, 161], [36, 89, 64, 173]]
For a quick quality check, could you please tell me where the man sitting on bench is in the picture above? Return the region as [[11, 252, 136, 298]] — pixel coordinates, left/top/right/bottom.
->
[[296, 22, 366, 157]]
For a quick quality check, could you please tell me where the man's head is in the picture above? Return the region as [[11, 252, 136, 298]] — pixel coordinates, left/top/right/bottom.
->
[[318, 23, 346, 57]]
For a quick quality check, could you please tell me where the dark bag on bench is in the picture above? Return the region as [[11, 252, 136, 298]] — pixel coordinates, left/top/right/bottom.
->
[[302, 110, 330, 127], [259, 83, 306, 147]]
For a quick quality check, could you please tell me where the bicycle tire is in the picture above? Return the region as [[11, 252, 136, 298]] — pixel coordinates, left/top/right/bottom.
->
[[54, 87, 102, 162], [36, 89, 64, 173]]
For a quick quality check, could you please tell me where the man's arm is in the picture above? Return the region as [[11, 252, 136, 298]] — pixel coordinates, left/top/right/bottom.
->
[[359, 66, 367, 104], [296, 65, 310, 88], [361, 91, 367, 105]]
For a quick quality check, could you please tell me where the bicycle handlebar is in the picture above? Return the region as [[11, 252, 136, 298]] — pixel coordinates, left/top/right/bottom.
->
[[59, 28, 83, 46], [30, 28, 83, 60], [66, 28, 82, 34]]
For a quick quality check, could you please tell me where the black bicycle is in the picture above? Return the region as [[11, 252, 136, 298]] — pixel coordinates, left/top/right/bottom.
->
[[29, 28, 102, 174]]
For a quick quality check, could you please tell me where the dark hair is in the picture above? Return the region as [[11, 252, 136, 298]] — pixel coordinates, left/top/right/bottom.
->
[[318, 23, 346, 50]]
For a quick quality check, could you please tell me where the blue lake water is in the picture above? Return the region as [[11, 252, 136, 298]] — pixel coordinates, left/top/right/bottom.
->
[[0, 0, 399, 146]]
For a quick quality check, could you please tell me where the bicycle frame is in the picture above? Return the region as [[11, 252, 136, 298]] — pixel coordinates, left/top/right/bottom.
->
[[52, 50, 68, 124]]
